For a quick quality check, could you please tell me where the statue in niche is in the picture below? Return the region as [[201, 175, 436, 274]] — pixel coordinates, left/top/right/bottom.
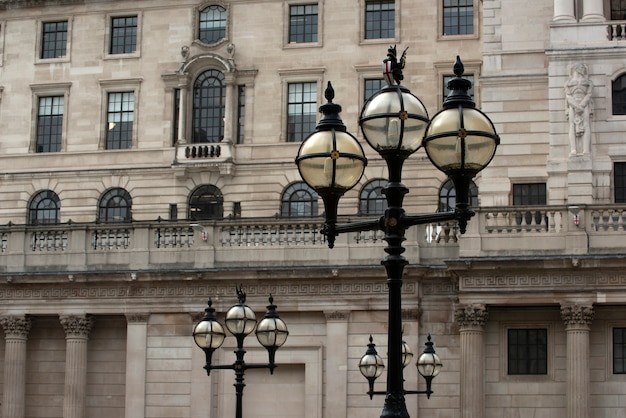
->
[[565, 63, 594, 156]]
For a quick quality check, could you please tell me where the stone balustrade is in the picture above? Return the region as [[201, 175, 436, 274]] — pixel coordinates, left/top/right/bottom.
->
[[0, 204, 624, 273]]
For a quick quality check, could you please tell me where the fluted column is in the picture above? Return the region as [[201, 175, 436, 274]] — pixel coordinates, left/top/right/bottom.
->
[[582, 0, 605, 21], [1, 316, 31, 418], [455, 304, 488, 418], [60, 315, 94, 418], [553, 0, 576, 21], [561, 304, 594, 418]]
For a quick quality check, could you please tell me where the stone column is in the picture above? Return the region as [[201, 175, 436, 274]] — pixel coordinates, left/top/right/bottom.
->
[[324, 310, 349, 418], [581, 0, 605, 21], [223, 72, 236, 144], [561, 304, 594, 418], [1, 316, 31, 418], [455, 304, 488, 418], [125, 314, 149, 418], [60, 315, 94, 418], [553, 0, 576, 21]]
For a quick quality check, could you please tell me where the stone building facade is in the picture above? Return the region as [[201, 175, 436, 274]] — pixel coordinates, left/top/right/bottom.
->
[[0, 0, 625, 418]]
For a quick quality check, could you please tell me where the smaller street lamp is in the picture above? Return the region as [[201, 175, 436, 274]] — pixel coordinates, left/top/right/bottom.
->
[[193, 286, 289, 418]]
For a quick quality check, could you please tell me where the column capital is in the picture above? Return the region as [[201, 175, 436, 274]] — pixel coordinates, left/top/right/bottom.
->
[[60, 315, 94, 338], [560, 303, 594, 328], [455, 304, 488, 329], [0, 315, 31, 338]]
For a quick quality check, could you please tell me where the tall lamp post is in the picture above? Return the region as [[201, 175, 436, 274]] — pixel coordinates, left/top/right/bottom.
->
[[193, 286, 289, 418], [295, 46, 499, 418]]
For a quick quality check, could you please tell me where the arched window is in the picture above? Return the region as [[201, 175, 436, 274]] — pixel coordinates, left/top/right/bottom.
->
[[360, 179, 387, 215], [438, 179, 478, 212], [281, 182, 318, 217], [29, 190, 60, 225], [98, 188, 132, 223], [198, 4, 227, 44], [193, 70, 225, 143], [189, 185, 224, 220], [613, 74, 626, 115]]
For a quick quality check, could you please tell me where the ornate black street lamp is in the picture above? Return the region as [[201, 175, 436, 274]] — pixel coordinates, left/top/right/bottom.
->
[[193, 286, 289, 418], [295, 46, 499, 418]]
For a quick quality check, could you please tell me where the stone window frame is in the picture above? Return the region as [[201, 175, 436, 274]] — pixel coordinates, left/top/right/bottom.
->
[[283, 1, 324, 49], [437, 0, 480, 41], [359, 0, 401, 45], [35, 16, 73, 64], [29, 82, 72, 153], [98, 78, 143, 150], [500, 322, 556, 382], [193, 1, 231, 49], [434, 59, 482, 106], [103, 11, 142, 60], [278, 67, 325, 143]]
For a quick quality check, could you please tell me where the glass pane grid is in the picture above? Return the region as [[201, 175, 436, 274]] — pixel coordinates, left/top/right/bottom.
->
[[41, 21, 68, 59], [99, 189, 132, 223], [513, 183, 547, 206], [29, 191, 60, 225], [287, 82, 317, 142], [289, 4, 318, 43], [365, 0, 395, 39], [281, 183, 318, 217], [616, 162, 626, 203], [110, 16, 137, 54], [36, 96, 64, 153], [106, 92, 134, 150], [614, 328, 626, 374], [507, 329, 548, 375], [199, 5, 226, 44], [193, 70, 225, 143], [443, 0, 474, 36]]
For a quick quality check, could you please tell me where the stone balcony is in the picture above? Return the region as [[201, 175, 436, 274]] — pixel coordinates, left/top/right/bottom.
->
[[0, 204, 624, 277]]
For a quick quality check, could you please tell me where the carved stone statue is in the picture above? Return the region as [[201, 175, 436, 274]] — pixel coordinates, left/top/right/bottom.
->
[[565, 63, 593, 156]]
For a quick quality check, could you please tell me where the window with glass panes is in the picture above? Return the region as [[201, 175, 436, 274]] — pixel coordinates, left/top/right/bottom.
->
[[189, 185, 224, 220], [443, 0, 474, 36], [612, 75, 626, 115], [438, 179, 478, 212], [106, 92, 134, 150], [611, 0, 626, 20], [615, 162, 626, 203], [29, 190, 60, 225], [287, 82, 317, 142], [237, 85, 246, 144], [289, 4, 318, 43], [172, 88, 180, 145], [360, 179, 387, 215], [365, 0, 395, 39], [281, 182, 318, 217], [199, 5, 226, 44], [98, 188, 132, 223], [614, 328, 626, 373], [36, 96, 64, 153], [41, 21, 67, 59], [110, 16, 137, 54], [513, 183, 547, 205], [192, 70, 225, 143], [364, 78, 384, 102], [508, 328, 548, 375]]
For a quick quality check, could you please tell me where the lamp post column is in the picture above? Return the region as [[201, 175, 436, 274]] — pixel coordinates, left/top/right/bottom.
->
[[0, 316, 31, 418], [455, 304, 487, 418], [60, 315, 94, 418], [561, 304, 594, 418]]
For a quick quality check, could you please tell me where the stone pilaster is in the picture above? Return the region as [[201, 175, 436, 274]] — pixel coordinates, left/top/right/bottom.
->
[[1, 316, 31, 418], [561, 304, 594, 418], [324, 310, 350, 418], [125, 314, 149, 418], [455, 304, 488, 418], [60, 315, 94, 418]]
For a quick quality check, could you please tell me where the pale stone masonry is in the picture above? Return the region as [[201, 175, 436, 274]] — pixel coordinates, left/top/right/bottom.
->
[[0, 0, 625, 418]]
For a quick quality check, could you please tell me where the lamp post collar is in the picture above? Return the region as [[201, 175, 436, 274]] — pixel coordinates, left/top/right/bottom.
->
[[316, 82, 347, 132]]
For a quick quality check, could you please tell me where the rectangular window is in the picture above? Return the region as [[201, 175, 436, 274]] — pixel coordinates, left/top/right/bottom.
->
[[36, 96, 64, 153], [364, 78, 384, 102], [444, 74, 474, 101], [443, 0, 474, 36], [106, 92, 134, 150], [172, 88, 180, 145], [616, 162, 626, 203], [614, 328, 626, 374], [508, 328, 548, 375], [289, 4, 318, 43], [611, 0, 626, 20], [287, 82, 317, 142], [237, 85, 246, 144], [513, 183, 547, 206], [110, 16, 137, 54], [41, 21, 68, 59], [365, 0, 395, 39]]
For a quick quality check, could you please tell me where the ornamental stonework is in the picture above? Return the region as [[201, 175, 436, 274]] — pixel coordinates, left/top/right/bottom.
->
[[60, 315, 94, 338], [0, 315, 31, 338], [455, 304, 488, 329], [560, 304, 594, 328]]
